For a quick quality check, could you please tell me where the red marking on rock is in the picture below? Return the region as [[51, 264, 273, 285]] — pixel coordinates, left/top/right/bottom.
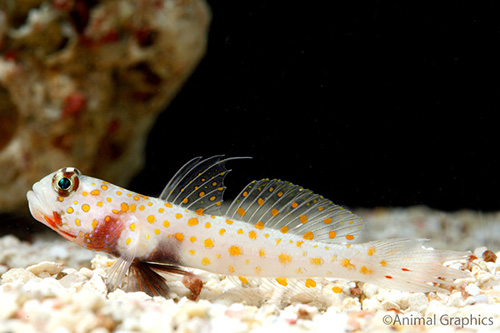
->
[[63, 92, 86, 117], [2, 50, 17, 61], [52, 0, 75, 11]]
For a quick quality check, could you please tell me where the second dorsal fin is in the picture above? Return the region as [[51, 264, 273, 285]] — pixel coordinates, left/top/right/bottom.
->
[[160, 156, 249, 215], [225, 179, 365, 244]]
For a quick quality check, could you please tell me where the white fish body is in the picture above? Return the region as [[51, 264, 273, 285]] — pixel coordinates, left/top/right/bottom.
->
[[27, 156, 469, 298]]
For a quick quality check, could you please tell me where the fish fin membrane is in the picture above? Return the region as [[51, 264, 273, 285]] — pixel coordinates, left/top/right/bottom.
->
[[364, 238, 471, 293], [126, 260, 171, 297], [227, 275, 333, 303], [225, 179, 364, 244], [160, 155, 250, 215]]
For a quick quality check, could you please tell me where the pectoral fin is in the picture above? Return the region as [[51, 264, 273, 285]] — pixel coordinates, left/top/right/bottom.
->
[[126, 260, 203, 299]]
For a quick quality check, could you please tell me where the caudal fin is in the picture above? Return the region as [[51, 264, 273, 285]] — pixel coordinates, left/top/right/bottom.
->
[[365, 238, 470, 293]]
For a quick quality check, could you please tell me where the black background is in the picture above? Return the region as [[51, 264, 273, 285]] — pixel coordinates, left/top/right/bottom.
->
[[131, 1, 500, 211]]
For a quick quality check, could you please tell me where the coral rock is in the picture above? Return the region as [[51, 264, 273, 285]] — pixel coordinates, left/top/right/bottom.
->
[[0, 0, 210, 211]]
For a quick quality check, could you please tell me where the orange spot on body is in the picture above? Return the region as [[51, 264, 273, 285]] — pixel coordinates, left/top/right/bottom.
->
[[175, 233, 184, 241], [278, 253, 292, 265], [305, 278, 317, 288], [276, 277, 287, 286], [310, 258, 323, 266], [204, 238, 214, 248], [271, 208, 279, 216], [360, 266, 372, 274], [345, 234, 354, 241], [303, 231, 314, 240], [380, 260, 387, 267], [299, 215, 308, 224], [249, 230, 257, 239], [332, 286, 343, 294], [280, 226, 289, 234], [188, 218, 199, 226], [255, 221, 264, 229], [367, 247, 376, 256], [228, 246, 242, 256], [340, 258, 355, 270]]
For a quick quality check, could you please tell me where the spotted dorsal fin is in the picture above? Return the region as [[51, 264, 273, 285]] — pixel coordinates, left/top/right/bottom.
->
[[225, 179, 364, 243], [160, 156, 249, 215]]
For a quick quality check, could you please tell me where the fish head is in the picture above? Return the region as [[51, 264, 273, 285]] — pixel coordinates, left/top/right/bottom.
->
[[27, 167, 124, 252], [27, 167, 86, 241]]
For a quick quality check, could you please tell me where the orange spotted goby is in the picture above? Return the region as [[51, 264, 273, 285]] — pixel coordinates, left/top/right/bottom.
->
[[27, 156, 470, 298]]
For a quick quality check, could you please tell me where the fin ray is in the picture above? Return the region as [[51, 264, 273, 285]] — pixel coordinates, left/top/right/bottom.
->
[[126, 260, 170, 297], [160, 155, 250, 215], [226, 179, 365, 243], [364, 238, 470, 292]]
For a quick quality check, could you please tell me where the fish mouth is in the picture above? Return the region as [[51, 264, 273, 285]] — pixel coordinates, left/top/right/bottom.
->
[[27, 190, 76, 240], [27, 190, 46, 225]]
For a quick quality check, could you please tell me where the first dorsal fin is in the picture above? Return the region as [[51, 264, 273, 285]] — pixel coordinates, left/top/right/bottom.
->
[[160, 156, 249, 215], [225, 179, 364, 244]]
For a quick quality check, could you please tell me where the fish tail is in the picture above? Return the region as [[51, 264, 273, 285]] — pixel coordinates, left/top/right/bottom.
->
[[362, 238, 470, 293]]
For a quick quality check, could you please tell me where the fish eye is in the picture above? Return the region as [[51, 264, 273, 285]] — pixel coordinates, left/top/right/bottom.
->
[[52, 167, 81, 197], [58, 177, 72, 190]]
